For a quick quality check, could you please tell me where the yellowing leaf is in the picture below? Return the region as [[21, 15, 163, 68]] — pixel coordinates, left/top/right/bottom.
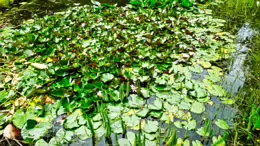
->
[[14, 97, 27, 107], [31, 63, 48, 70], [4, 75, 12, 83], [127, 109, 135, 116], [46, 58, 53, 63], [217, 32, 225, 36]]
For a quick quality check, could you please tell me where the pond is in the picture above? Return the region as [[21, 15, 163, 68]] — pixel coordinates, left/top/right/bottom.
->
[[0, 0, 259, 146], [0, 0, 129, 25]]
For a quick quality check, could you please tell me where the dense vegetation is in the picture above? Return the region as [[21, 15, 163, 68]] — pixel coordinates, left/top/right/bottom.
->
[[0, 0, 259, 145]]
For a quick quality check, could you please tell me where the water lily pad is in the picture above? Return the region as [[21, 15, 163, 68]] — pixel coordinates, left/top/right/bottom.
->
[[136, 108, 150, 118], [128, 94, 145, 108], [148, 98, 163, 110], [74, 126, 92, 140], [35, 139, 48, 146], [64, 109, 86, 129], [144, 120, 158, 133], [118, 138, 131, 146], [111, 120, 123, 134], [190, 102, 205, 114], [140, 88, 150, 98], [200, 61, 211, 69]]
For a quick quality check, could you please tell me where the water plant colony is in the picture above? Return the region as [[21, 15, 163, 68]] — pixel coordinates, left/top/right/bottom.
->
[[0, 0, 259, 145]]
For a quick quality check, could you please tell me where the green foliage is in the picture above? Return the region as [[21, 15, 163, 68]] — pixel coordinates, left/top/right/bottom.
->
[[212, 0, 260, 32], [130, 0, 194, 8], [0, 1, 236, 145], [0, 0, 13, 8]]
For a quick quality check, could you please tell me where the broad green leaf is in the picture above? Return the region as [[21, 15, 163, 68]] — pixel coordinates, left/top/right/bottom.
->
[[192, 140, 203, 146], [13, 110, 27, 129], [101, 73, 114, 83], [144, 120, 158, 133], [190, 102, 205, 114], [182, 0, 193, 8], [136, 108, 150, 118], [74, 126, 92, 140], [214, 119, 229, 130], [22, 122, 52, 141], [111, 120, 123, 134], [140, 88, 150, 98], [64, 109, 85, 129], [35, 139, 48, 146], [196, 127, 210, 137], [118, 138, 131, 146], [148, 98, 163, 110]]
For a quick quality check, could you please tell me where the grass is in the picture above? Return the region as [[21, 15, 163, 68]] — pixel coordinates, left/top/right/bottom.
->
[[211, 0, 260, 145], [212, 0, 260, 32]]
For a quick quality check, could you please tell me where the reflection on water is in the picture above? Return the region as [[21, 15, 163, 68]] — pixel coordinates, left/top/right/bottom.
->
[[224, 23, 255, 96]]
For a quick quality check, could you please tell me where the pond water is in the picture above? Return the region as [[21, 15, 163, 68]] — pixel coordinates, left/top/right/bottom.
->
[[0, 1, 258, 146]]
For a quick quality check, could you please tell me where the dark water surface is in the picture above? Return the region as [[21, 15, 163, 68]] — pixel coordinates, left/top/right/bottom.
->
[[0, 0, 129, 26]]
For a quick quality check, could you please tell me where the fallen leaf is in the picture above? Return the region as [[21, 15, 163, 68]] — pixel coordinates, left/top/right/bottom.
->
[[11, 74, 20, 86], [14, 97, 27, 107], [45, 96, 56, 104], [4, 75, 12, 83], [3, 124, 21, 139]]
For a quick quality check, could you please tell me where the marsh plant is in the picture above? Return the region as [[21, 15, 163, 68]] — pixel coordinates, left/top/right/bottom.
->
[[0, 0, 243, 145]]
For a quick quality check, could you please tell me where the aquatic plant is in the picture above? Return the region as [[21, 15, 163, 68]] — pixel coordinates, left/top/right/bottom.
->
[[0, 1, 236, 145], [0, 0, 14, 8]]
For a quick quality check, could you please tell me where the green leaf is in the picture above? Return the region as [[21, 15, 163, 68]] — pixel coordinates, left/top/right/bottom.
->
[[118, 138, 131, 146], [221, 98, 235, 105], [184, 119, 197, 130], [0, 90, 8, 103], [192, 140, 203, 146], [13, 110, 27, 129], [182, 0, 193, 8], [196, 127, 210, 137], [74, 126, 92, 140], [214, 119, 229, 130], [148, 98, 163, 110], [101, 73, 114, 83], [200, 61, 211, 69], [136, 108, 150, 118], [111, 120, 123, 134], [91, 0, 101, 7], [190, 102, 205, 114], [22, 122, 52, 141], [189, 64, 203, 73], [51, 88, 66, 98], [35, 139, 48, 146], [123, 114, 140, 128], [140, 88, 150, 98], [64, 109, 85, 129], [144, 120, 159, 133], [128, 94, 145, 108]]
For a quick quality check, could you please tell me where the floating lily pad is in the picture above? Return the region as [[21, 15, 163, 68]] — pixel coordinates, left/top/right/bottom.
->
[[144, 120, 159, 133], [190, 102, 205, 114]]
